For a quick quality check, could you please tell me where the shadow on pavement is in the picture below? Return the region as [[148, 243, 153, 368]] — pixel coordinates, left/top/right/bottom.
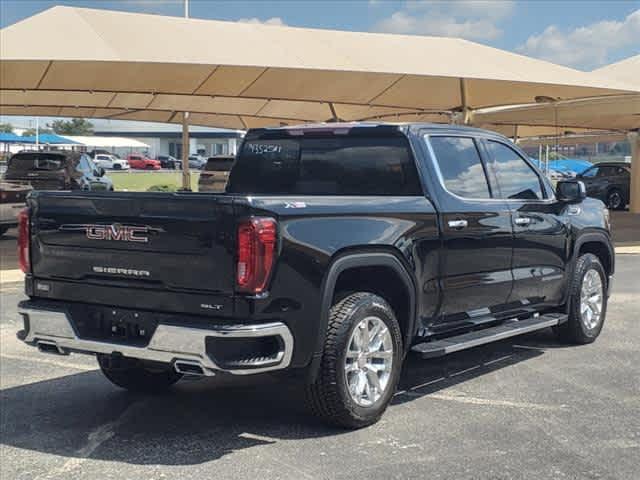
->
[[0, 329, 557, 466]]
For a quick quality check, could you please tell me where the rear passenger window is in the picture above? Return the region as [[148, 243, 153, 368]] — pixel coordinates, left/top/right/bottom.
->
[[486, 141, 544, 200], [428, 136, 491, 199]]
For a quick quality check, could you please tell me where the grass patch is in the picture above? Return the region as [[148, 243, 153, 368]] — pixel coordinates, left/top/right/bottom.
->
[[110, 171, 200, 192]]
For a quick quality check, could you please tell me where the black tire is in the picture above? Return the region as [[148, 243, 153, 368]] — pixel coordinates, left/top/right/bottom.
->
[[113, 164, 122, 170], [306, 292, 404, 429], [0, 226, 9, 237], [97, 354, 182, 393], [606, 188, 624, 210], [554, 253, 607, 344]]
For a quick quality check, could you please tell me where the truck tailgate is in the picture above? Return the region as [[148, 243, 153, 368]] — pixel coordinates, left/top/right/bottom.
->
[[30, 192, 237, 298]]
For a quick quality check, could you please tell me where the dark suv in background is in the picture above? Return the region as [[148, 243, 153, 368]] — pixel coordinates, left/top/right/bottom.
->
[[156, 155, 180, 169], [3, 150, 113, 191], [577, 162, 630, 210], [198, 156, 234, 192]]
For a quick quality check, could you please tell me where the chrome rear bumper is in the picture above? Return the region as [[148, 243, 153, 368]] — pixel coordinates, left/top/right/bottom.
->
[[18, 304, 293, 376]]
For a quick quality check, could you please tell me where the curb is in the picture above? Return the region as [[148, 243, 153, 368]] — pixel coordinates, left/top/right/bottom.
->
[[0, 269, 23, 285], [615, 246, 640, 254]]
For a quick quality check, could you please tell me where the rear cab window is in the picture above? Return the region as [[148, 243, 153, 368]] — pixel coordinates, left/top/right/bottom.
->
[[227, 134, 423, 196]]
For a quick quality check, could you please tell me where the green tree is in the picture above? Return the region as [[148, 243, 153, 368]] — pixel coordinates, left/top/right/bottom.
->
[[22, 126, 53, 137], [0, 122, 14, 133], [49, 118, 94, 135]]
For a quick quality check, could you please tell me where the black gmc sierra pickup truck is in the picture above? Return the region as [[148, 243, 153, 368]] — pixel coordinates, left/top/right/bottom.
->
[[17, 123, 614, 428]]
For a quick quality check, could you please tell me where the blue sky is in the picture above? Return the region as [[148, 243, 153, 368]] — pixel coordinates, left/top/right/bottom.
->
[[2, 0, 639, 70]]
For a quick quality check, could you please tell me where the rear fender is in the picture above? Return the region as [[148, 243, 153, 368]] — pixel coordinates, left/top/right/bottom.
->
[[308, 250, 416, 382]]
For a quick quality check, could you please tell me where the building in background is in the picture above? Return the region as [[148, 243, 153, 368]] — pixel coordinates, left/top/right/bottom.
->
[[0, 118, 245, 159], [92, 119, 244, 159]]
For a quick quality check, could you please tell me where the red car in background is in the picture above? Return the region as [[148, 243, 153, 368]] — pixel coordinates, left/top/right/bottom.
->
[[126, 154, 161, 170]]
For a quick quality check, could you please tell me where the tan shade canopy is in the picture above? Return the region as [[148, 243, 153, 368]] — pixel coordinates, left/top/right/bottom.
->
[[480, 124, 598, 139], [474, 94, 640, 132], [1, 6, 638, 129], [473, 54, 640, 134], [517, 131, 627, 147], [592, 55, 640, 86]]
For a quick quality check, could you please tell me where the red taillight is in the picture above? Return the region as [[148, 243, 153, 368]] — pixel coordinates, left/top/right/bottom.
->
[[236, 217, 277, 294], [18, 208, 30, 273]]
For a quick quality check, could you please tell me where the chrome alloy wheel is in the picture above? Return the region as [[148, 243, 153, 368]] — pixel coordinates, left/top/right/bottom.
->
[[580, 269, 604, 330], [344, 316, 394, 407]]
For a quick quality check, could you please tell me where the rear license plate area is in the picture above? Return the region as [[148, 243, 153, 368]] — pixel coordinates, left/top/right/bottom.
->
[[68, 305, 159, 346]]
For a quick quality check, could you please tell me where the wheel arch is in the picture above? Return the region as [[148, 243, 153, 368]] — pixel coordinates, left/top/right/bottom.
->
[[308, 249, 417, 382], [574, 232, 614, 277]]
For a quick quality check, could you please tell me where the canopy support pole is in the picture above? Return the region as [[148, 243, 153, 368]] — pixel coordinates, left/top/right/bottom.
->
[[181, 112, 191, 191], [328, 103, 341, 122], [181, 1, 191, 191], [628, 131, 640, 214], [459, 78, 472, 125], [545, 144, 550, 175]]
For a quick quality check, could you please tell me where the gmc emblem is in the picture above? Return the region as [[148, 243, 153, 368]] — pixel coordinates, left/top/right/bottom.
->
[[85, 224, 149, 243]]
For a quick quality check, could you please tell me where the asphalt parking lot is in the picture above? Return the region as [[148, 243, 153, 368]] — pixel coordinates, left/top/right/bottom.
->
[[0, 237, 638, 479]]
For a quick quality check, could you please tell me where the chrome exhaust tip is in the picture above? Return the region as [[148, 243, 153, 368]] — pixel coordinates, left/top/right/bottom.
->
[[174, 360, 211, 376], [37, 340, 69, 355]]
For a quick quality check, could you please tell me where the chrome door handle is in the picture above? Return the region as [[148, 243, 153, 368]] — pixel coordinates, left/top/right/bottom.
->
[[514, 217, 531, 226], [448, 219, 468, 229]]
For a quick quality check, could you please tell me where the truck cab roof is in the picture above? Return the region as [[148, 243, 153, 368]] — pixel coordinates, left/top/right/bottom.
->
[[245, 122, 510, 142]]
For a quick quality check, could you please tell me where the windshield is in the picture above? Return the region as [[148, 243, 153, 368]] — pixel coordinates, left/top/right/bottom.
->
[[227, 135, 422, 196], [8, 153, 65, 172]]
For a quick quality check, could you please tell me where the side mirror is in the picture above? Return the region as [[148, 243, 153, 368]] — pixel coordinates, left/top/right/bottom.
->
[[556, 180, 586, 203], [96, 167, 106, 177]]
